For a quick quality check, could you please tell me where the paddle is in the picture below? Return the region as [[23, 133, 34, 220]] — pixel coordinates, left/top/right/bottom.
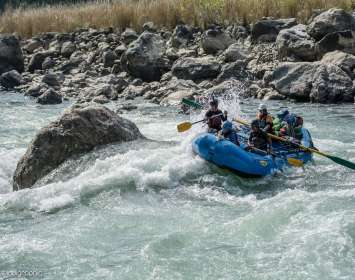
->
[[182, 98, 204, 109], [177, 113, 223, 133], [235, 118, 355, 170], [248, 146, 304, 167]]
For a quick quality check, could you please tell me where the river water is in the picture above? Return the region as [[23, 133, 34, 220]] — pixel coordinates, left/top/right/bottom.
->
[[0, 91, 355, 279]]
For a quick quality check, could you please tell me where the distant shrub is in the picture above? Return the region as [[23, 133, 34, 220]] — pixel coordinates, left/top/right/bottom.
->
[[0, 0, 354, 38]]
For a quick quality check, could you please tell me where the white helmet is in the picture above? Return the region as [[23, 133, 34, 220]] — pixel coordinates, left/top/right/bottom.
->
[[258, 104, 267, 111]]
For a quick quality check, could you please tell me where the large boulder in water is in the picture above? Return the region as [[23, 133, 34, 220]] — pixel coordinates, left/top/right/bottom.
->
[[307, 8, 355, 41], [0, 34, 24, 74], [0, 70, 22, 89], [121, 32, 168, 81], [37, 88, 62, 105], [266, 62, 353, 103], [13, 105, 143, 190]]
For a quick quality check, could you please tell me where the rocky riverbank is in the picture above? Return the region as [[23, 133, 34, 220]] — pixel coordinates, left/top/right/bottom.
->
[[1, 8, 355, 105]]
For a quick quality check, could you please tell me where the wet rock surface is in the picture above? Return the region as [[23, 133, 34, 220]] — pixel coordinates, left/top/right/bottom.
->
[[0, 35, 24, 74], [13, 105, 143, 190]]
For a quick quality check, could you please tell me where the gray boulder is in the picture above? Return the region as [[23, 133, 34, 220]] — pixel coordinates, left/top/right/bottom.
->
[[13, 105, 143, 190], [216, 61, 250, 82], [316, 30, 355, 56], [160, 90, 194, 106], [121, 85, 147, 100], [42, 57, 56, 70], [121, 32, 168, 81], [28, 52, 51, 72], [201, 29, 234, 54], [223, 44, 249, 62], [93, 84, 117, 100], [61, 41, 76, 58], [142, 22, 157, 33], [146, 77, 199, 101], [121, 28, 138, 45], [0, 34, 24, 74], [321, 50, 355, 78], [24, 39, 42, 53], [102, 50, 117, 68], [277, 24, 317, 61], [228, 24, 250, 40], [97, 74, 128, 92], [307, 8, 355, 41], [0, 70, 22, 89], [171, 25, 193, 48], [115, 45, 127, 56], [205, 79, 246, 98], [267, 62, 353, 103], [37, 88, 62, 105], [42, 72, 63, 88], [25, 83, 48, 98], [171, 56, 220, 81], [251, 18, 297, 43], [93, 95, 110, 104], [258, 88, 286, 100]]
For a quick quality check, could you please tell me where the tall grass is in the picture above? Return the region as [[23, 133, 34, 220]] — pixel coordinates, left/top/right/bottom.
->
[[0, 0, 355, 38]]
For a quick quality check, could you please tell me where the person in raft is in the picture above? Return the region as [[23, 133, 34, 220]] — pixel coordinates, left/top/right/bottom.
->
[[205, 97, 227, 133], [218, 121, 239, 145], [256, 104, 273, 134], [247, 119, 272, 154]]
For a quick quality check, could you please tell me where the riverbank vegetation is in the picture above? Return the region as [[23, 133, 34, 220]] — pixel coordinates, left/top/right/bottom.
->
[[0, 0, 354, 37]]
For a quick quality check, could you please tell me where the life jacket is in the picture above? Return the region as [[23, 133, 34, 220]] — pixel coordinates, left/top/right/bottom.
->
[[206, 109, 224, 131], [296, 116, 303, 126], [279, 122, 303, 140], [249, 130, 268, 150], [256, 112, 273, 133], [273, 117, 283, 135], [224, 130, 239, 146]]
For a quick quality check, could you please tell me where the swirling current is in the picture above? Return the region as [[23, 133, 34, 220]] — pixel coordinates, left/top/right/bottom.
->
[[0, 91, 355, 280]]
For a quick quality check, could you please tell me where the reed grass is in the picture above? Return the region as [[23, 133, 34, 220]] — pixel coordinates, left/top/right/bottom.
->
[[0, 0, 354, 38]]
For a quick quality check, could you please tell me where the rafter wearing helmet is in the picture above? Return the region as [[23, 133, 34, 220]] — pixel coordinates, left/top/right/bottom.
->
[[256, 104, 274, 134], [204, 97, 227, 133]]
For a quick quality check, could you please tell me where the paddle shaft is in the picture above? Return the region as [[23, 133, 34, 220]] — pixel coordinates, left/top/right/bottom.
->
[[193, 113, 224, 125], [234, 136, 303, 167], [235, 118, 308, 150]]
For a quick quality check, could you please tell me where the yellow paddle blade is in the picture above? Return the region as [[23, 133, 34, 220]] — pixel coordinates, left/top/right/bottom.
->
[[177, 122, 192, 133], [287, 158, 304, 167]]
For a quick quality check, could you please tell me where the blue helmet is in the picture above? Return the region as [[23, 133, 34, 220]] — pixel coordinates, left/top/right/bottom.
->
[[285, 113, 297, 126], [222, 121, 233, 132], [277, 108, 289, 120]]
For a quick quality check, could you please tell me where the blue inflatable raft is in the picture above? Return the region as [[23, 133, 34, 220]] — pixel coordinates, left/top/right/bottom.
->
[[192, 128, 313, 177]]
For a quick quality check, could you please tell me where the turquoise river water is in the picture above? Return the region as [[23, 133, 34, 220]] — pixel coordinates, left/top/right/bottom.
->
[[0, 91, 355, 280]]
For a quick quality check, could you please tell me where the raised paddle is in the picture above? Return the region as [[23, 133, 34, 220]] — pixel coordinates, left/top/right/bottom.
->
[[182, 98, 204, 109], [177, 113, 223, 133], [235, 118, 355, 170], [177, 119, 205, 133]]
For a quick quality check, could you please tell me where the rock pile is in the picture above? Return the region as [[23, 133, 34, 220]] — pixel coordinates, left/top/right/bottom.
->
[[1, 8, 355, 104]]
